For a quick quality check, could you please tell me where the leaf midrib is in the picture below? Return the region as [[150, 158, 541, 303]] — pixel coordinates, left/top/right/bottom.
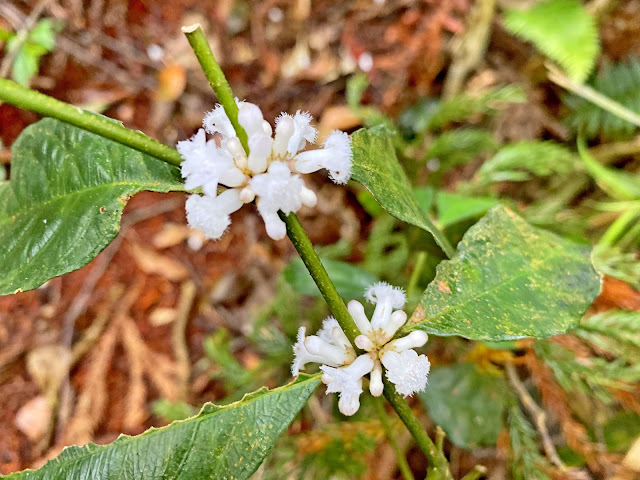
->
[[0, 179, 181, 226], [5, 379, 318, 479]]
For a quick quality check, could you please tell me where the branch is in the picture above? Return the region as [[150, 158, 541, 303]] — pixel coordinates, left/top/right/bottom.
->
[[0, 78, 182, 166], [506, 363, 566, 471], [547, 63, 640, 129]]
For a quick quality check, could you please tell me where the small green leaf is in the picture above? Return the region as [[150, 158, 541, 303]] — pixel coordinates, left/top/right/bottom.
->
[[28, 19, 56, 50], [436, 192, 498, 227], [11, 45, 39, 86], [284, 257, 378, 300], [415, 186, 435, 213], [0, 118, 185, 295], [578, 137, 640, 200], [475, 140, 579, 185], [419, 363, 511, 448], [3, 375, 320, 480], [406, 206, 601, 341], [351, 126, 455, 258], [603, 411, 640, 453], [503, 0, 599, 82]]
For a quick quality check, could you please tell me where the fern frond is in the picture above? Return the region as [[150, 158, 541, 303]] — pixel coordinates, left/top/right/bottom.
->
[[508, 404, 553, 480], [578, 310, 640, 350], [503, 0, 600, 83], [592, 246, 640, 289], [565, 58, 640, 139], [399, 86, 526, 134], [425, 128, 497, 170], [535, 340, 640, 404], [475, 140, 580, 184]]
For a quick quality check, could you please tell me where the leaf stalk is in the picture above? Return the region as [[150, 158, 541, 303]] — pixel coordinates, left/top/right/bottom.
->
[[0, 78, 182, 166]]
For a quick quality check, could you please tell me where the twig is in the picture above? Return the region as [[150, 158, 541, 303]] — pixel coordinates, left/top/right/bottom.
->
[[459, 465, 488, 480], [0, 0, 53, 78], [547, 63, 640, 129], [172, 280, 197, 401], [506, 363, 566, 471], [443, 0, 497, 98], [70, 284, 124, 365], [589, 136, 640, 163], [56, 198, 183, 440]]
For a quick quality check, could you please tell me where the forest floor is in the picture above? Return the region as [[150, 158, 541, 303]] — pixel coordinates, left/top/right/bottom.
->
[[1, 0, 640, 479]]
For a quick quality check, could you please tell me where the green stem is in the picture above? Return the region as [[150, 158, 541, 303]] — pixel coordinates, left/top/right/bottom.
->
[[280, 212, 360, 344], [407, 251, 427, 299], [281, 212, 452, 477], [182, 24, 249, 154], [548, 64, 640, 129], [373, 397, 415, 480], [598, 209, 639, 247], [383, 380, 453, 480], [0, 78, 182, 166]]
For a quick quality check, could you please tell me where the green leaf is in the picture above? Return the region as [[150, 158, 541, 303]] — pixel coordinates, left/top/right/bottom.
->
[[578, 137, 640, 200], [351, 125, 455, 258], [11, 45, 39, 86], [406, 206, 601, 341], [565, 58, 640, 139], [284, 257, 378, 300], [419, 363, 511, 448], [436, 192, 498, 227], [414, 186, 435, 213], [603, 411, 640, 453], [475, 140, 579, 185], [0, 118, 184, 295], [503, 0, 600, 82], [2, 375, 320, 480], [28, 19, 56, 50]]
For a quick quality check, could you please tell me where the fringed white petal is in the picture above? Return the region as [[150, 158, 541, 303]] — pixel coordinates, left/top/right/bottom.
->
[[292, 327, 331, 376], [384, 331, 428, 353], [185, 189, 243, 240], [294, 130, 352, 184], [203, 105, 236, 138], [320, 354, 374, 416], [381, 349, 430, 397]]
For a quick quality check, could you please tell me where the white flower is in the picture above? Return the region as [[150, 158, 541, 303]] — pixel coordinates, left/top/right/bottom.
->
[[177, 129, 245, 196], [290, 282, 431, 415], [292, 318, 356, 376], [365, 282, 407, 336], [380, 349, 431, 397], [321, 354, 374, 416], [185, 189, 242, 240], [277, 111, 317, 155], [295, 130, 353, 184], [203, 104, 236, 138], [292, 327, 333, 376], [179, 102, 352, 241], [249, 162, 317, 240]]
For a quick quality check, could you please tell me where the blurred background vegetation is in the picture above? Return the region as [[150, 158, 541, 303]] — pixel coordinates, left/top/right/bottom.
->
[[1, 0, 639, 478]]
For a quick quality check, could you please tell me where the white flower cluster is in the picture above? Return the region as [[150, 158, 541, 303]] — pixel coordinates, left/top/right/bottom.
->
[[292, 282, 430, 416], [177, 102, 353, 241]]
